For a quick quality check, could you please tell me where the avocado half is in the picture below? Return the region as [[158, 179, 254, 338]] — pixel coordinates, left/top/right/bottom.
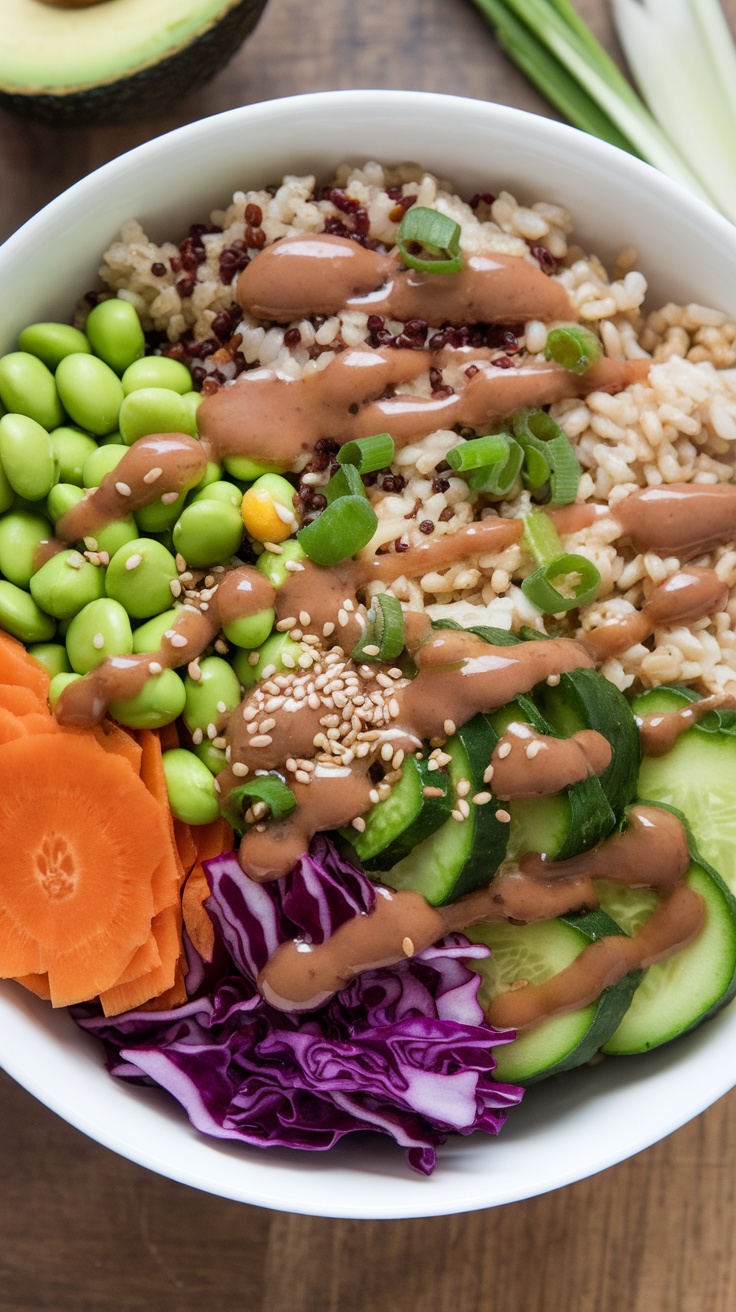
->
[[0, 0, 269, 126]]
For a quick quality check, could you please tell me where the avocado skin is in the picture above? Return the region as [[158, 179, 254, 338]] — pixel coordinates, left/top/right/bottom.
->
[[0, 0, 269, 126]]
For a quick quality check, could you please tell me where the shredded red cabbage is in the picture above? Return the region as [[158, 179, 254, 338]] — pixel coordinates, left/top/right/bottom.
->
[[75, 837, 523, 1174]]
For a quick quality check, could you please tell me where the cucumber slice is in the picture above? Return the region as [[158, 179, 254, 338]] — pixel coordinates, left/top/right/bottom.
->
[[634, 687, 736, 896], [347, 755, 451, 869], [378, 715, 509, 905], [538, 667, 640, 820], [602, 860, 736, 1054], [467, 908, 641, 1083]]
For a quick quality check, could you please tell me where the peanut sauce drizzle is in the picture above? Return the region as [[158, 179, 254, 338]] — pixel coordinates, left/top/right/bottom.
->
[[550, 483, 736, 557], [490, 722, 612, 799], [584, 566, 728, 659], [236, 232, 574, 325], [637, 693, 736, 757]]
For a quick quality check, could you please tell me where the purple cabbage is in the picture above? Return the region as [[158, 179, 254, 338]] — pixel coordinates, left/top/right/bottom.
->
[[76, 838, 523, 1174]]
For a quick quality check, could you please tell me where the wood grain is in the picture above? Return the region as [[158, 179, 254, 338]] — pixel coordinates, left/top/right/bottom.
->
[[2, 1, 736, 1308]]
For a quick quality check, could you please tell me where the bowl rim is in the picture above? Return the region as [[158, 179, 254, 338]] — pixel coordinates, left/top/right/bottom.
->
[[2, 87, 736, 1219]]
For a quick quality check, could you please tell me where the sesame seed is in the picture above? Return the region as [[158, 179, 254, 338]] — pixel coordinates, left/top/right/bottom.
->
[[284, 559, 302, 573], [263, 542, 284, 554], [249, 734, 273, 748], [92, 632, 105, 650], [483, 764, 495, 784], [508, 979, 529, 992], [214, 639, 228, 655], [299, 611, 311, 626], [213, 736, 226, 750], [388, 668, 403, 679], [148, 661, 162, 675], [192, 728, 203, 745], [259, 717, 276, 732], [369, 788, 380, 805], [276, 617, 296, 631], [427, 759, 439, 771], [170, 579, 183, 598], [472, 792, 492, 805], [451, 808, 465, 822], [207, 722, 217, 740], [456, 779, 471, 797], [298, 653, 313, 669], [170, 633, 187, 648], [443, 719, 456, 737], [260, 663, 277, 679], [351, 816, 367, 832], [388, 697, 400, 718], [402, 937, 414, 957], [243, 706, 258, 721], [497, 742, 512, 759], [84, 536, 98, 551], [248, 650, 260, 667], [232, 761, 249, 777], [526, 741, 542, 759], [175, 553, 187, 572], [495, 808, 511, 823], [115, 481, 131, 497], [179, 570, 193, 584], [99, 552, 110, 566], [295, 770, 311, 784], [344, 599, 354, 611], [392, 749, 405, 771], [188, 661, 201, 681], [546, 673, 561, 687], [161, 491, 179, 505], [362, 644, 380, 657], [143, 467, 163, 484], [125, 554, 144, 572], [337, 608, 349, 627], [322, 622, 335, 638], [216, 700, 227, 714], [381, 742, 394, 761], [423, 786, 444, 798], [457, 798, 470, 819]]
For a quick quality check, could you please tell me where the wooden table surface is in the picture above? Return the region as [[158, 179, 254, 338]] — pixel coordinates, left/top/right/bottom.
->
[[2, 1, 736, 1308]]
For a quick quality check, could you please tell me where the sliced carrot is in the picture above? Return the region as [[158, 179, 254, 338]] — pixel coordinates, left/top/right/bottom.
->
[[0, 733, 169, 1006], [99, 902, 183, 1017], [139, 727, 185, 910], [105, 925, 162, 988], [0, 631, 49, 702], [182, 816, 234, 963], [139, 958, 188, 1012], [0, 684, 46, 716], [92, 720, 143, 774], [174, 819, 198, 876], [14, 972, 51, 1001], [16, 712, 66, 736], [0, 707, 29, 746]]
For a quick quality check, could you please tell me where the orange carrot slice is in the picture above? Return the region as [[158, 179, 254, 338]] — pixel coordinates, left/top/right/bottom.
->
[[0, 707, 29, 746], [14, 972, 51, 1001], [174, 819, 198, 876], [92, 720, 143, 774], [182, 817, 234, 963], [139, 728, 185, 911], [0, 733, 168, 1006], [99, 902, 183, 1016], [0, 631, 49, 702], [0, 684, 46, 716]]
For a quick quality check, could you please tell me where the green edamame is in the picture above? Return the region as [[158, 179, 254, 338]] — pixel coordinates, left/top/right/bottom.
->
[[222, 605, 275, 650], [161, 747, 220, 824], [256, 538, 306, 589], [85, 299, 145, 375], [104, 537, 178, 619], [18, 323, 91, 371], [55, 354, 124, 436], [231, 631, 302, 689], [121, 357, 192, 395], [30, 549, 105, 619], [181, 391, 201, 437], [0, 414, 59, 501], [191, 738, 228, 776], [195, 459, 222, 489], [119, 387, 191, 446], [172, 499, 243, 568], [48, 671, 81, 712], [47, 483, 84, 524], [49, 426, 98, 486], [0, 352, 65, 430], [82, 443, 127, 488], [94, 517, 140, 558], [0, 462, 12, 516], [131, 607, 181, 654], [28, 642, 72, 678], [183, 656, 241, 735], [134, 492, 187, 534], [189, 480, 243, 509], [109, 668, 185, 729], [0, 511, 52, 588], [223, 455, 284, 481], [0, 581, 55, 642], [65, 597, 134, 674]]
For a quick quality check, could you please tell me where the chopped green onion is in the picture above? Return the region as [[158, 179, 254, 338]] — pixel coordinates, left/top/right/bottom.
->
[[352, 592, 405, 662], [513, 408, 581, 504], [522, 508, 564, 566], [512, 410, 551, 492], [522, 553, 601, 613], [297, 495, 378, 565], [467, 436, 524, 496], [397, 207, 463, 275], [325, 462, 366, 503], [338, 433, 395, 473], [546, 434, 582, 505], [220, 774, 297, 832], [446, 433, 511, 473], [545, 324, 602, 374]]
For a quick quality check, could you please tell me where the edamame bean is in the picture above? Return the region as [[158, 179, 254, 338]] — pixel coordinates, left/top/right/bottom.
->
[[232, 631, 302, 690], [172, 499, 243, 568], [82, 443, 127, 488], [49, 671, 81, 712], [181, 391, 201, 437], [121, 357, 192, 395], [0, 511, 52, 588], [189, 480, 242, 509], [131, 607, 181, 654], [0, 352, 65, 430], [135, 493, 187, 534], [65, 597, 134, 674], [191, 738, 228, 775], [231, 646, 260, 691], [162, 748, 220, 824], [241, 472, 298, 544], [119, 387, 191, 446], [18, 323, 91, 370], [28, 642, 71, 678], [223, 455, 284, 482], [104, 537, 178, 619], [0, 414, 59, 501], [55, 354, 124, 436], [94, 516, 139, 558], [85, 299, 145, 375], [183, 656, 241, 735], [30, 549, 105, 619], [47, 484, 84, 524], [109, 668, 185, 729], [0, 462, 13, 516], [223, 605, 274, 650], [98, 431, 124, 446], [0, 581, 55, 642], [195, 459, 222, 489], [256, 538, 306, 589], [49, 426, 98, 486]]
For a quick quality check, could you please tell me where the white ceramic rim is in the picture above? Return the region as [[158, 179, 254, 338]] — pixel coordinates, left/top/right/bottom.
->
[[1, 89, 736, 1220]]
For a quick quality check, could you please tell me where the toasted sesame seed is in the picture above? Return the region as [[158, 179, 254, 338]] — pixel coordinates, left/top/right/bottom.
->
[[161, 490, 179, 505], [456, 779, 471, 797], [214, 638, 228, 655], [299, 610, 311, 626], [248, 650, 260, 667], [388, 697, 400, 718], [427, 759, 439, 771], [84, 536, 98, 551], [170, 579, 183, 598], [148, 661, 162, 675], [213, 736, 226, 749], [508, 978, 529, 992], [472, 792, 492, 806], [369, 788, 380, 805], [175, 553, 187, 572], [351, 816, 367, 832], [232, 761, 249, 777], [290, 628, 303, 641], [226, 745, 232, 762], [92, 632, 105, 649], [144, 467, 163, 485], [251, 801, 268, 820], [362, 644, 380, 657], [497, 742, 512, 759], [243, 706, 258, 721], [392, 749, 405, 771], [322, 622, 335, 637], [98, 551, 110, 566], [423, 786, 444, 798], [249, 734, 274, 748], [170, 633, 187, 648], [263, 542, 284, 554], [546, 673, 561, 687], [259, 717, 276, 732], [457, 798, 470, 819], [192, 728, 204, 745], [276, 617, 296, 631], [285, 559, 303, 572], [216, 700, 227, 714], [381, 742, 394, 761], [402, 936, 414, 957], [188, 660, 201, 681], [115, 481, 131, 497], [526, 741, 542, 759], [124, 553, 142, 571], [495, 808, 511, 823], [207, 722, 218, 740], [483, 763, 495, 784], [337, 608, 349, 627], [443, 719, 456, 737], [451, 808, 465, 822], [295, 769, 311, 784]]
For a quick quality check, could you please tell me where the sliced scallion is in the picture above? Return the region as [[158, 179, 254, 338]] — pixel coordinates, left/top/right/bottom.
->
[[545, 324, 602, 374], [297, 495, 378, 565], [446, 432, 511, 473], [338, 433, 395, 473], [352, 592, 405, 662], [221, 774, 297, 832], [467, 436, 524, 496], [546, 434, 582, 505], [522, 553, 601, 613], [325, 462, 366, 504], [397, 207, 463, 275], [522, 508, 564, 566], [513, 408, 581, 504]]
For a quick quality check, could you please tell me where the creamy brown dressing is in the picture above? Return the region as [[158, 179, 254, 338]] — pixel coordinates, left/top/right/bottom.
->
[[552, 484, 736, 559], [491, 722, 611, 799], [637, 693, 736, 756], [236, 232, 574, 325], [585, 566, 728, 659]]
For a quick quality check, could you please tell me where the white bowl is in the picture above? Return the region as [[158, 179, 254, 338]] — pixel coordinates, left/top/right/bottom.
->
[[2, 90, 736, 1220]]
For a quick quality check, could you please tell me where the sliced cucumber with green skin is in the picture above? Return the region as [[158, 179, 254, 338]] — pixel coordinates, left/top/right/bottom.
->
[[467, 909, 641, 1083], [488, 697, 616, 861], [601, 858, 736, 1054], [378, 715, 508, 906], [537, 667, 640, 820], [634, 687, 736, 897], [347, 755, 451, 869]]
